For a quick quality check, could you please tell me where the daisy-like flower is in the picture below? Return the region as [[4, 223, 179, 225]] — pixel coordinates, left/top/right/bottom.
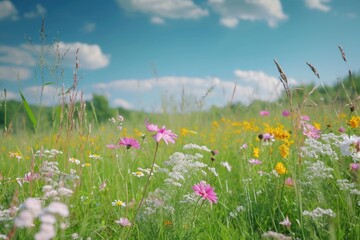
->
[[115, 217, 131, 227], [192, 181, 218, 204], [145, 119, 177, 144], [132, 171, 145, 177], [69, 157, 80, 165], [119, 137, 140, 149], [112, 200, 126, 207], [89, 153, 102, 160]]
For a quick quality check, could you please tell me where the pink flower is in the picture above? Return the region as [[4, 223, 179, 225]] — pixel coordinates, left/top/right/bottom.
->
[[145, 119, 177, 144], [301, 115, 310, 121], [192, 181, 218, 204], [279, 216, 291, 228], [249, 159, 262, 165], [260, 110, 270, 116], [350, 163, 360, 171], [282, 110, 290, 117], [119, 138, 140, 149], [302, 123, 321, 139], [338, 126, 346, 133], [115, 217, 131, 227], [284, 177, 294, 187], [106, 144, 119, 149]]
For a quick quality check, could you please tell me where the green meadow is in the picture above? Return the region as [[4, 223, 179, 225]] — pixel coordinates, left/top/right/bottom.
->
[[1, 48, 360, 240]]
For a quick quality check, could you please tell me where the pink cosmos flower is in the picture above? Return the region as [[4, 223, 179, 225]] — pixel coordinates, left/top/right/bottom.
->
[[192, 181, 218, 204], [145, 119, 177, 144], [260, 110, 270, 116], [302, 122, 321, 139], [119, 137, 140, 149], [115, 217, 131, 227], [282, 110, 290, 117]]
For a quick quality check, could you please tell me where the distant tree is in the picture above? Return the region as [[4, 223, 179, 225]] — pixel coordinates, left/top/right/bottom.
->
[[87, 94, 114, 123]]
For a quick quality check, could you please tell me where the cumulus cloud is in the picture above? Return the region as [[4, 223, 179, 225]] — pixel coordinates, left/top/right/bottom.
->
[[151, 16, 165, 24], [20, 41, 110, 70], [0, 1, 19, 20], [209, 0, 288, 28], [304, 0, 331, 12], [117, 0, 208, 23], [0, 46, 36, 66], [81, 22, 96, 33], [24, 4, 47, 18], [0, 66, 32, 81], [92, 71, 289, 111], [113, 98, 133, 109]]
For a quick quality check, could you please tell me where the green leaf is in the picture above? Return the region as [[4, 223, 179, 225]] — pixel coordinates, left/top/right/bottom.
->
[[19, 90, 37, 130]]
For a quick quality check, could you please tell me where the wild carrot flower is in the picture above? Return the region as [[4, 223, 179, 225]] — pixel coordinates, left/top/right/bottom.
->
[[145, 119, 177, 144], [119, 137, 140, 149], [275, 162, 287, 175], [115, 217, 131, 227], [192, 181, 218, 204], [112, 200, 126, 207]]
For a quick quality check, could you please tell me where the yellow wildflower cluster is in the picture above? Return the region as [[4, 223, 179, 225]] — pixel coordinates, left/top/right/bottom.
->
[[275, 162, 287, 175], [348, 115, 360, 129]]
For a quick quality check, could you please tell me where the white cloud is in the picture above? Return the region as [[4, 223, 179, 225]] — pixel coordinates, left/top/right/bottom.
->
[[0, 89, 17, 100], [220, 17, 238, 28], [151, 16, 165, 24], [0, 46, 36, 66], [113, 98, 133, 109], [92, 71, 290, 111], [209, 0, 288, 28], [117, 0, 209, 23], [24, 4, 47, 19], [304, 0, 331, 12], [0, 1, 19, 20], [0, 66, 31, 81], [81, 22, 96, 33], [21, 41, 110, 70]]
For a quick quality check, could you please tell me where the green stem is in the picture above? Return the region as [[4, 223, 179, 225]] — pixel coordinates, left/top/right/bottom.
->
[[125, 142, 159, 240]]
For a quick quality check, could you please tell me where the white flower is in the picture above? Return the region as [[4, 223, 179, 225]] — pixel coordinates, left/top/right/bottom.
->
[[132, 171, 145, 177], [183, 143, 211, 152], [220, 161, 232, 172], [45, 202, 69, 217], [303, 207, 336, 218], [15, 210, 35, 228]]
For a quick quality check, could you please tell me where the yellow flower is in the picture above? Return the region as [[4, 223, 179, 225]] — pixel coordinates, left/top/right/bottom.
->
[[279, 144, 289, 158], [275, 162, 287, 175], [180, 128, 197, 137], [253, 147, 260, 158], [348, 116, 360, 129], [9, 152, 22, 160], [313, 122, 321, 130]]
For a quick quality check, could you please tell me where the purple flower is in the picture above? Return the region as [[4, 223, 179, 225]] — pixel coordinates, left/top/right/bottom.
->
[[350, 163, 360, 171], [279, 216, 291, 228], [260, 110, 270, 116], [338, 126, 346, 133], [282, 110, 290, 117], [145, 119, 177, 144], [192, 181, 218, 204], [119, 138, 140, 149], [262, 133, 274, 142]]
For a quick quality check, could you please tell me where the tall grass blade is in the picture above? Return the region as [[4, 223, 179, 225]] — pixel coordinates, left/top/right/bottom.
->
[[19, 90, 37, 131]]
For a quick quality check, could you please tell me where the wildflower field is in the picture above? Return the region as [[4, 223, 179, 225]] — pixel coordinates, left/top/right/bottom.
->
[[1, 53, 360, 240]]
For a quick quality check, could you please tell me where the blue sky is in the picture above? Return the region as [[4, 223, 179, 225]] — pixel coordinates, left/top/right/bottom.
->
[[0, 0, 359, 112]]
